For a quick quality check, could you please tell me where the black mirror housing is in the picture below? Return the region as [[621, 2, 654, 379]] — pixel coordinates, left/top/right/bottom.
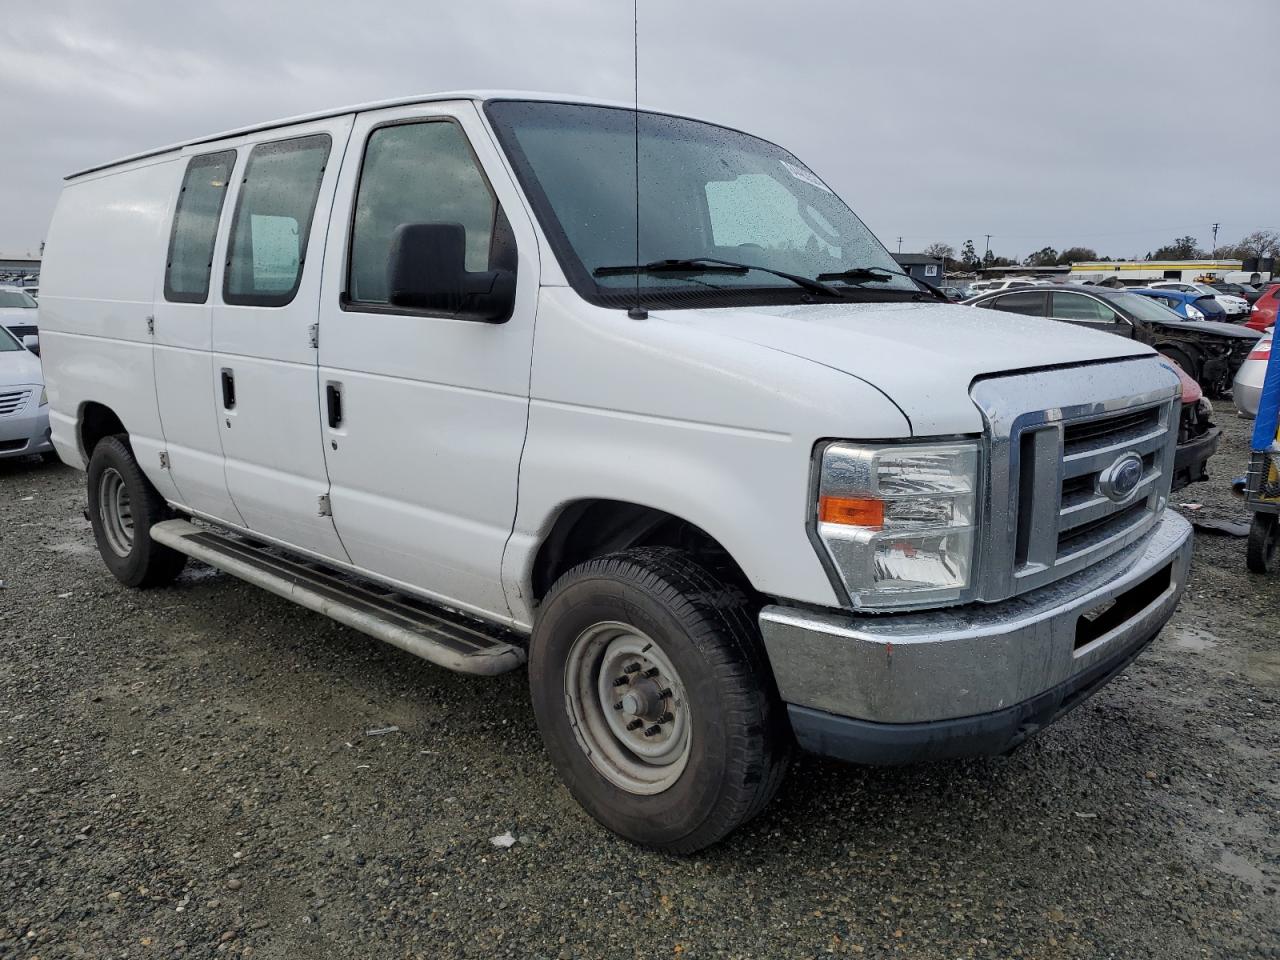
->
[[386, 222, 516, 323]]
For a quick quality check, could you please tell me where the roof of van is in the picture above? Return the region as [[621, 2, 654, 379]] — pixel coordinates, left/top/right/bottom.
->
[[64, 91, 690, 180]]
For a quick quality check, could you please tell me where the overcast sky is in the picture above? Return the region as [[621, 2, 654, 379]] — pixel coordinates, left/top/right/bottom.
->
[[2, 0, 1276, 261]]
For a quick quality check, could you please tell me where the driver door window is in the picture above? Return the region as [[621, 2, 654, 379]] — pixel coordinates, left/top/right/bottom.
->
[[347, 120, 500, 306], [1051, 292, 1119, 322]]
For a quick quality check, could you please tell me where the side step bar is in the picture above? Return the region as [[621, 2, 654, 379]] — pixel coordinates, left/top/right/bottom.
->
[[150, 519, 526, 676]]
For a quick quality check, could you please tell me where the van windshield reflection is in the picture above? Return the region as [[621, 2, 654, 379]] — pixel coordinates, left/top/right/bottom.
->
[[485, 100, 918, 308]]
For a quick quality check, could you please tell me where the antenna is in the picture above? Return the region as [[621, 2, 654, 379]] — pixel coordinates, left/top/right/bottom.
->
[[627, 0, 647, 320]]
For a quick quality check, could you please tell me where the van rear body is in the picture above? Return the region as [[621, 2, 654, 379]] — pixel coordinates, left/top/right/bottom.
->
[[39, 92, 1191, 852]]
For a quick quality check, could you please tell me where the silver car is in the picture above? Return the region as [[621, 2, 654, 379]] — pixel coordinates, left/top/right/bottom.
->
[[0, 326, 54, 461], [1233, 330, 1271, 418]]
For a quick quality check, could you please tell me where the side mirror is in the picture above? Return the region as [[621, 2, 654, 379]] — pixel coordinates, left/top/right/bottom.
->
[[386, 222, 516, 323], [22, 334, 39, 356]]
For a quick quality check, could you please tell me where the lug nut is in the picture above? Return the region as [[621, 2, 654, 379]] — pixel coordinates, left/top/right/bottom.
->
[[643, 667, 660, 678], [623, 663, 641, 674], [658, 712, 674, 724], [612, 701, 623, 711], [657, 688, 672, 699], [611, 676, 630, 687], [643, 724, 662, 737], [626, 718, 643, 731]]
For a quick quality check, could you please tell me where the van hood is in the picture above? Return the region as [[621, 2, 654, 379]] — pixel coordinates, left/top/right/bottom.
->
[[655, 299, 1152, 435], [0, 343, 43, 386]]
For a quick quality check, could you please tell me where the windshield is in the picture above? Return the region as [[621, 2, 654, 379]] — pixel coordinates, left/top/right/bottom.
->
[[0, 290, 37, 309], [485, 100, 917, 308], [0, 324, 21, 351]]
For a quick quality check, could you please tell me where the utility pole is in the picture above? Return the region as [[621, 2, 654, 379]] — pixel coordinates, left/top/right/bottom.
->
[[984, 234, 992, 260], [897, 237, 903, 253], [1211, 223, 1219, 257]]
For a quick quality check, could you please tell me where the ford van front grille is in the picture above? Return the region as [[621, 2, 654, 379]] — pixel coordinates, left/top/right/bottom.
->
[[969, 358, 1180, 602], [0, 389, 31, 418]]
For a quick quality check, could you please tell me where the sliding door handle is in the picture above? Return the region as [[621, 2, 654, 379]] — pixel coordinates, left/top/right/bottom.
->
[[220, 368, 236, 410], [326, 382, 343, 429]]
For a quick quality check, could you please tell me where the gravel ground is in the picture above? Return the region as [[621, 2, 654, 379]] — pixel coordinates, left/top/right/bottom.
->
[[1, 415, 1277, 960]]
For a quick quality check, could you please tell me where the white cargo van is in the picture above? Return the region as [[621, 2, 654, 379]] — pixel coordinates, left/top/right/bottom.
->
[[39, 92, 1192, 852]]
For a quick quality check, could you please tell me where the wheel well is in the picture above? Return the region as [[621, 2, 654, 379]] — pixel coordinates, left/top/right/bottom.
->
[[530, 500, 753, 604], [79, 402, 126, 459]]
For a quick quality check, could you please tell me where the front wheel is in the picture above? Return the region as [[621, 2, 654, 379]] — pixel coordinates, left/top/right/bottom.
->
[[1247, 512, 1280, 574], [529, 548, 790, 853], [86, 435, 187, 588]]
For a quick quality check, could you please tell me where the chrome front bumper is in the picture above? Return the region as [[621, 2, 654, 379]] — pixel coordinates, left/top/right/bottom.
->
[[760, 510, 1192, 762]]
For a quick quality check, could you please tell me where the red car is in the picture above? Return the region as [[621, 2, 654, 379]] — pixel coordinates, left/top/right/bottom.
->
[[1246, 282, 1280, 331]]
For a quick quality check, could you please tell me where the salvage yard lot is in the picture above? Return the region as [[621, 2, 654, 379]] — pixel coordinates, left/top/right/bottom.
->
[[1, 417, 1277, 959]]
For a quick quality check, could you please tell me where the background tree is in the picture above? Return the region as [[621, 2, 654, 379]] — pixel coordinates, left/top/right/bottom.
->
[[1023, 246, 1059, 267], [923, 242, 955, 261], [1150, 236, 1203, 260], [958, 239, 980, 272], [1056, 246, 1098, 264], [1218, 230, 1280, 260]]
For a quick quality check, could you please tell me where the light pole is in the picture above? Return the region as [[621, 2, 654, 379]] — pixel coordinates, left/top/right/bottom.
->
[[1211, 223, 1219, 258]]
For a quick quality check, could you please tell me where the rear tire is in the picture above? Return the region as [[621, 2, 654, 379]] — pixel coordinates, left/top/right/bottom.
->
[[529, 547, 791, 854], [86, 435, 187, 588], [1247, 512, 1279, 574]]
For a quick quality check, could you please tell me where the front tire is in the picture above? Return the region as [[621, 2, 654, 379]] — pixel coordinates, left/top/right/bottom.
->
[[86, 435, 187, 588], [1160, 347, 1198, 385], [1247, 512, 1279, 574], [529, 547, 790, 853]]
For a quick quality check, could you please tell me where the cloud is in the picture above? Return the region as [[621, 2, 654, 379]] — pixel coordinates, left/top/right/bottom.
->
[[2, 0, 1277, 260]]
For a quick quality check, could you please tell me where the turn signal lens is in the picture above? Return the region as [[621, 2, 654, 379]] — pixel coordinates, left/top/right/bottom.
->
[[818, 495, 884, 528]]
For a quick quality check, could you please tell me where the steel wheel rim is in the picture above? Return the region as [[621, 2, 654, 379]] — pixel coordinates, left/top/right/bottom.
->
[[97, 466, 134, 558], [564, 621, 691, 795]]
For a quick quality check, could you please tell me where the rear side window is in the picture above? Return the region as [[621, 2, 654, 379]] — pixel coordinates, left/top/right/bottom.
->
[[988, 291, 1047, 316], [165, 150, 235, 304], [347, 120, 498, 305], [224, 134, 331, 307]]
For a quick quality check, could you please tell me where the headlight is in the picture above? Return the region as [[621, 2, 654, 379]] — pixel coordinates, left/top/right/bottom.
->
[[38, 387, 47, 406], [815, 441, 979, 609], [1185, 305, 1204, 320]]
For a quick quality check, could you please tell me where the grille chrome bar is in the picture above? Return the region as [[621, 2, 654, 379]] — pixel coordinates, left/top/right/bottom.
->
[[970, 357, 1180, 603], [1061, 425, 1167, 479], [0, 389, 31, 417]]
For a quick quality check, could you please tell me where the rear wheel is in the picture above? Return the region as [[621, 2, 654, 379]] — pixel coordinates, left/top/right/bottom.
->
[[529, 547, 790, 853], [86, 435, 186, 588], [1246, 512, 1280, 574]]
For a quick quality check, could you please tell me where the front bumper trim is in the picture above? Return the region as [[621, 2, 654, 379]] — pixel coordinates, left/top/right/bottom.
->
[[760, 511, 1192, 743], [788, 611, 1161, 765]]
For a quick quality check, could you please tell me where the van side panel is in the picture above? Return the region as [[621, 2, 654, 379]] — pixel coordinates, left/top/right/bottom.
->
[[39, 158, 181, 502]]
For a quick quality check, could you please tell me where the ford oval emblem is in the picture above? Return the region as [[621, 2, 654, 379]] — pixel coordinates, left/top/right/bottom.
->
[[1098, 452, 1145, 504]]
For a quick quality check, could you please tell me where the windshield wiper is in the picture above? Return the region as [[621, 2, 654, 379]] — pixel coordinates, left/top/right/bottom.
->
[[593, 258, 842, 298], [817, 265, 951, 303]]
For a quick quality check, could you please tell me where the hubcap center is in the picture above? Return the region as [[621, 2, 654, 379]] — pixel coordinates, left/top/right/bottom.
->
[[619, 678, 663, 719]]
